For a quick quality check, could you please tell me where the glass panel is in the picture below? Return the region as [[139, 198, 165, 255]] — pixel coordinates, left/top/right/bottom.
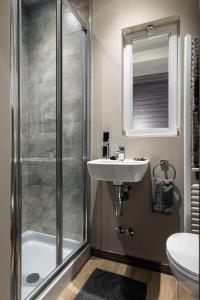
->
[[132, 34, 169, 129], [20, 0, 57, 298], [62, 0, 86, 260]]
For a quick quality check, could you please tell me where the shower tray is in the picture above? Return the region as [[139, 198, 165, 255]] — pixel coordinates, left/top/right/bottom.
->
[[21, 230, 80, 299]]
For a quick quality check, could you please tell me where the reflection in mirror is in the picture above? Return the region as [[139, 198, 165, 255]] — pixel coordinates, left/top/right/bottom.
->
[[132, 34, 169, 129]]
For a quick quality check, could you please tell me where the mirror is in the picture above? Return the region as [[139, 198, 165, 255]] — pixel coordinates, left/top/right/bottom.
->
[[123, 22, 178, 136]]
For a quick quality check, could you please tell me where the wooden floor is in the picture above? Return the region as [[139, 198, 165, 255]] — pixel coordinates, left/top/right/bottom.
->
[[57, 257, 198, 300]]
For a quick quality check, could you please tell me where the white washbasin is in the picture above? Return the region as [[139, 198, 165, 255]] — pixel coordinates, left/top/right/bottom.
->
[[87, 158, 149, 184]]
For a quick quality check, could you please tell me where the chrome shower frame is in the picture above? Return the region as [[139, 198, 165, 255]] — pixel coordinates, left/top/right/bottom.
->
[[10, 0, 91, 299]]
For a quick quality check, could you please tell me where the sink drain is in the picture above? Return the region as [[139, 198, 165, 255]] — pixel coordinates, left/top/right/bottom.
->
[[26, 273, 40, 283]]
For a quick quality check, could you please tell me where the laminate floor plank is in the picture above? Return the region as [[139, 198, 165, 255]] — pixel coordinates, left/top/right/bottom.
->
[[57, 257, 198, 300], [177, 284, 197, 300]]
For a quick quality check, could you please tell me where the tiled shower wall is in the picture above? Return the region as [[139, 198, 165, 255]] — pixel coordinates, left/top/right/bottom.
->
[[21, 0, 89, 241], [69, 0, 90, 27]]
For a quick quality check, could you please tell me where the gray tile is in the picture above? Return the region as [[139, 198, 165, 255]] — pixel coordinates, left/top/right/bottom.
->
[[62, 142, 82, 160], [42, 163, 56, 186], [20, 85, 29, 123], [28, 18, 44, 44], [63, 215, 82, 234], [69, 0, 89, 9], [28, 203, 44, 225], [31, 223, 56, 236], [22, 194, 29, 232], [63, 156, 83, 167], [21, 164, 29, 187], [63, 31, 83, 57], [63, 121, 82, 143], [62, 12, 82, 34], [39, 81, 56, 105], [63, 100, 82, 122], [29, 61, 40, 84], [29, 58, 56, 84], [62, 230, 82, 241], [63, 76, 83, 100], [62, 0, 72, 13], [48, 0, 57, 18], [41, 186, 56, 207], [40, 58, 56, 83], [63, 192, 83, 237], [42, 205, 56, 221], [63, 164, 83, 190], [63, 188, 83, 206], [27, 165, 43, 185], [42, 223, 56, 236], [29, 38, 56, 61], [28, 81, 56, 138], [28, 0, 56, 22], [68, 0, 90, 28], [21, 43, 29, 84], [22, 3, 29, 25], [26, 142, 56, 158], [28, 83, 40, 107], [29, 16, 56, 45], [76, 6, 89, 27], [63, 54, 82, 78]]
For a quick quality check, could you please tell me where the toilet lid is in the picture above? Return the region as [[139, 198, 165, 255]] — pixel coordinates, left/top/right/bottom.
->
[[166, 233, 199, 277]]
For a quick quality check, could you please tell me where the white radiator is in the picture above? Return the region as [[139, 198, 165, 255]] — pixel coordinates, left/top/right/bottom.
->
[[191, 184, 199, 233], [184, 35, 200, 232]]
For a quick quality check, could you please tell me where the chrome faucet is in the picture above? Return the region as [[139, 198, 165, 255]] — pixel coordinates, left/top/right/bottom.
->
[[116, 146, 125, 161]]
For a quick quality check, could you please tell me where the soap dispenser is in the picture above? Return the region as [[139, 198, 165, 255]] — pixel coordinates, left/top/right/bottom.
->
[[116, 146, 125, 161]]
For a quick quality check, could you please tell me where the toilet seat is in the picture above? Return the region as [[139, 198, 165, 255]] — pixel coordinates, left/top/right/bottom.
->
[[166, 233, 199, 280]]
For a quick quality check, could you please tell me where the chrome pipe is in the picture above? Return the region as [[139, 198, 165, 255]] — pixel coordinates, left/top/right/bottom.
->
[[113, 185, 123, 216], [113, 184, 131, 216], [116, 198, 123, 216]]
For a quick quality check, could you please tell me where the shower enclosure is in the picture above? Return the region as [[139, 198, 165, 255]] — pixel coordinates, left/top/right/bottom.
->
[[11, 0, 89, 299]]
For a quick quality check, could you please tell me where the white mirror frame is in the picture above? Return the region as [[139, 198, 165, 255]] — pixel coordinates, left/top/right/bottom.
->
[[123, 23, 179, 137]]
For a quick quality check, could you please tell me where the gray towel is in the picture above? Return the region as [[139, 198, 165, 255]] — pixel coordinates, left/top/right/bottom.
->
[[152, 178, 174, 214]]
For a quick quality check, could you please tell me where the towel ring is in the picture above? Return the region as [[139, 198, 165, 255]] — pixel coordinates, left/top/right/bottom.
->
[[153, 160, 176, 180]]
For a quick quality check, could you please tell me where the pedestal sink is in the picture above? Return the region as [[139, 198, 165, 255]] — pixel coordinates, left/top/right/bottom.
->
[[87, 158, 149, 184], [87, 158, 149, 216]]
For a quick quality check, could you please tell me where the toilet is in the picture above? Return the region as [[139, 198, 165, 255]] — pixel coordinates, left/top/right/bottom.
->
[[166, 233, 199, 296]]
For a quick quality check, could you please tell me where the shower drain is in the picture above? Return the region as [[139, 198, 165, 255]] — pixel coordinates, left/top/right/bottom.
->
[[26, 273, 40, 283]]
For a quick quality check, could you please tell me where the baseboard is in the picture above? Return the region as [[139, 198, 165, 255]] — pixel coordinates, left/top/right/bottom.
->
[[91, 248, 172, 275]]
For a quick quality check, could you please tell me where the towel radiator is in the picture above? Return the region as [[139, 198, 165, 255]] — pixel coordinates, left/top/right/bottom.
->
[[191, 183, 199, 233], [184, 35, 200, 233]]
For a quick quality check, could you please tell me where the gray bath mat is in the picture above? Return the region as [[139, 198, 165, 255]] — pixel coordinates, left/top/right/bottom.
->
[[75, 268, 147, 300]]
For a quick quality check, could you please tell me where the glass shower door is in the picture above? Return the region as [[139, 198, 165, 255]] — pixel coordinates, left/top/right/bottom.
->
[[20, 0, 57, 298], [17, 0, 88, 299], [62, 0, 87, 260]]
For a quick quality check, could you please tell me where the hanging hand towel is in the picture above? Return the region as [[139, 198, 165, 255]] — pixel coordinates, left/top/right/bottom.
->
[[152, 178, 174, 214]]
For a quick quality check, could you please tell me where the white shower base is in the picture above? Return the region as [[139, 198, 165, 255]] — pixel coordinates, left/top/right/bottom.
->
[[22, 230, 80, 299]]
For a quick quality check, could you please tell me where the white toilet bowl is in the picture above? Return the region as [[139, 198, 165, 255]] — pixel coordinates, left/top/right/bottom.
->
[[166, 233, 199, 297]]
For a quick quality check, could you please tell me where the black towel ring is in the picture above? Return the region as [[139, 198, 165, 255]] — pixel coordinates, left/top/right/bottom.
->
[[152, 160, 176, 180]]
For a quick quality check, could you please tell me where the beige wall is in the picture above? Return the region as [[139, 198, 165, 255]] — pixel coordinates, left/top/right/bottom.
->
[[0, 0, 11, 298], [90, 0, 200, 263]]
